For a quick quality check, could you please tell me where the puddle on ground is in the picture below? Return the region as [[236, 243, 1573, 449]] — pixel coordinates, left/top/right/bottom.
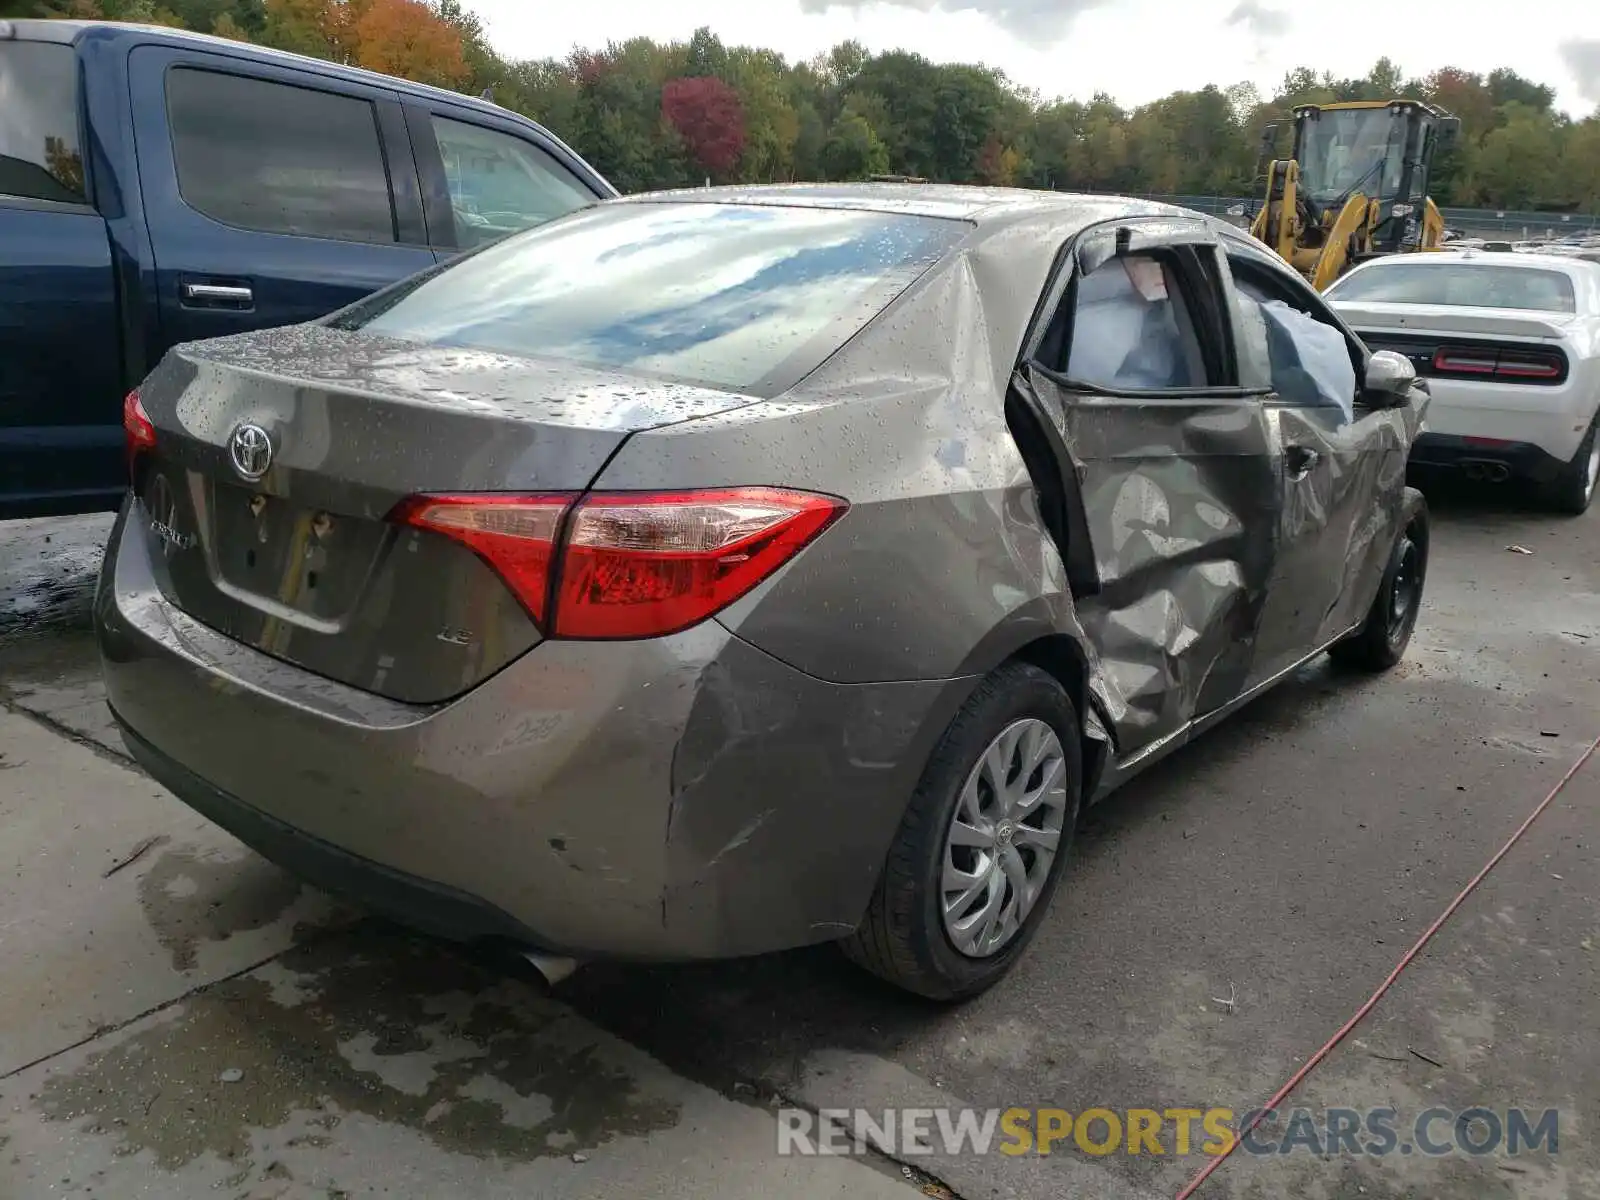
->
[[136, 844, 306, 972], [32, 930, 680, 1171], [0, 516, 113, 646]]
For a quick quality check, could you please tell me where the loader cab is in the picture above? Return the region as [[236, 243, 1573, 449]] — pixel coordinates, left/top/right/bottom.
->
[[1292, 101, 1457, 253]]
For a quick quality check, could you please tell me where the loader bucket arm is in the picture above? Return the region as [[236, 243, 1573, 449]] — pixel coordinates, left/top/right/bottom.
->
[[1309, 192, 1372, 291]]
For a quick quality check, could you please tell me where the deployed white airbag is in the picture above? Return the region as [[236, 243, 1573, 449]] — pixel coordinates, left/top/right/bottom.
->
[[1258, 299, 1356, 423]]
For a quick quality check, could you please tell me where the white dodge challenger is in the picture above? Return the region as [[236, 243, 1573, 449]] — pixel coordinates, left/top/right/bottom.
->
[[1326, 250, 1600, 514]]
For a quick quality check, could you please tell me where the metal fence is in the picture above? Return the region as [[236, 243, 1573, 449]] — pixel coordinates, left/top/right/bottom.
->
[[1121, 193, 1600, 241]]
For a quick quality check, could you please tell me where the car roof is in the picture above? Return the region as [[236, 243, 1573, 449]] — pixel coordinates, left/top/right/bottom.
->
[[4, 18, 513, 125], [613, 181, 1197, 228]]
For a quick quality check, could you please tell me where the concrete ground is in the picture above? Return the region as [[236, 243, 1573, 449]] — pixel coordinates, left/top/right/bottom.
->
[[1, 486, 1596, 1200]]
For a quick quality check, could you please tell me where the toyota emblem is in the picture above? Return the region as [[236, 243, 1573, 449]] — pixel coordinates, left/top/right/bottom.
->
[[229, 423, 273, 481]]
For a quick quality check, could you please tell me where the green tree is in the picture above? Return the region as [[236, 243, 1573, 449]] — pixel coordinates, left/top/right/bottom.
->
[[820, 111, 888, 180], [1472, 102, 1562, 208], [1487, 68, 1555, 113], [12, 3, 1595, 216]]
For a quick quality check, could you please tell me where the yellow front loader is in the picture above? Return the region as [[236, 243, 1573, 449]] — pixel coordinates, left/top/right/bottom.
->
[[1248, 100, 1459, 291]]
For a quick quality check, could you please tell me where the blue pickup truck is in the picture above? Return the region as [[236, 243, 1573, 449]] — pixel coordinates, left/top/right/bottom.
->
[[0, 18, 617, 519]]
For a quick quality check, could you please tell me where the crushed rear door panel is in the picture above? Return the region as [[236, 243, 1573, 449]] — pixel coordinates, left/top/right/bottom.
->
[[1014, 362, 1278, 757]]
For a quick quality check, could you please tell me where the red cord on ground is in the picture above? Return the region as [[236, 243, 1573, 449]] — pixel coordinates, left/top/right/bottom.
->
[[1175, 731, 1600, 1200]]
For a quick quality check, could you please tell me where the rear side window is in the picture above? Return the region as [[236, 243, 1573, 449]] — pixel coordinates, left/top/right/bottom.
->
[[431, 116, 594, 248], [166, 68, 396, 244], [1326, 263, 1577, 313], [1065, 254, 1206, 390], [0, 42, 85, 204], [334, 202, 966, 395]]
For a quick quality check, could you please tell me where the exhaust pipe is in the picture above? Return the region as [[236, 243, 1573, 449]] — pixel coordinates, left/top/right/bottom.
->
[[1461, 459, 1511, 483], [522, 950, 581, 987]]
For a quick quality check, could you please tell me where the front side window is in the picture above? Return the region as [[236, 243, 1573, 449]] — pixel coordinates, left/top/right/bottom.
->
[[166, 68, 396, 244], [1230, 257, 1357, 422], [1325, 263, 1578, 314], [431, 116, 594, 248], [1064, 254, 1206, 391], [333, 201, 965, 395], [0, 42, 85, 204]]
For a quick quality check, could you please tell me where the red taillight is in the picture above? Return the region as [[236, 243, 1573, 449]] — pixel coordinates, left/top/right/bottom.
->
[[1431, 345, 1566, 382], [389, 486, 847, 640], [123, 390, 156, 478], [1431, 348, 1496, 375], [392, 494, 572, 627], [553, 488, 847, 639], [1493, 353, 1563, 379]]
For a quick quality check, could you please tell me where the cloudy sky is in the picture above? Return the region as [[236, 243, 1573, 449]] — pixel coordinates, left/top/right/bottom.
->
[[473, 0, 1600, 117]]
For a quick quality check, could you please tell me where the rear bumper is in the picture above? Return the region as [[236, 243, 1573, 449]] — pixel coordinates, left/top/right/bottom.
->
[[116, 716, 538, 946], [1414, 377, 1595, 466], [96, 499, 968, 961], [1408, 432, 1565, 483]]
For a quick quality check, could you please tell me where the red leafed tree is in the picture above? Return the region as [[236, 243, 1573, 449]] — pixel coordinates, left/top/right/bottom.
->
[[662, 76, 746, 179]]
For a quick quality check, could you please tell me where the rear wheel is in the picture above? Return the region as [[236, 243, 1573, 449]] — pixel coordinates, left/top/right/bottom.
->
[[842, 663, 1081, 1001], [1330, 490, 1429, 672], [1543, 414, 1598, 516]]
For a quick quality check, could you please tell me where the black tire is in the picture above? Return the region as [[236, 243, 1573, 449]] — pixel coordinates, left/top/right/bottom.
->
[[1330, 489, 1429, 672], [1542, 414, 1598, 516], [841, 662, 1082, 1001]]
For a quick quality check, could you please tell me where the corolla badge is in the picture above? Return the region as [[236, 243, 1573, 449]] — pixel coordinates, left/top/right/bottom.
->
[[146, 473, 195, 557], [229, 422, 273, 481]]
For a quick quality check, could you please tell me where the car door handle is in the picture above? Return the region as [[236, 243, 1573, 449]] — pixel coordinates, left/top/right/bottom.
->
[[1285, 445, 1321, 480], [181, 282, 254, 308]]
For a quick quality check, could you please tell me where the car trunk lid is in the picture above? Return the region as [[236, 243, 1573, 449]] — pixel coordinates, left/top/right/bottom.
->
[[129, 324, 761, 703], [1332, 301, 1576, 343]]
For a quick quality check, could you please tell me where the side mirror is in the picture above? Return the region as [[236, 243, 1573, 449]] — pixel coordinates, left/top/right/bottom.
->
[[1364, 349, 1416, 405]]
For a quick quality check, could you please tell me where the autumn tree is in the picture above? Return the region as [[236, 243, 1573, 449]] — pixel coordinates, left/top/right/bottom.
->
[[259, 0, 466, 87], [662, 75, 746, 180], [347, 0, 467, 87]]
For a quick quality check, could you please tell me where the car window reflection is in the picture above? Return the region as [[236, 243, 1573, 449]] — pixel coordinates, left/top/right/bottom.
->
[[347, 202, 965, 394]]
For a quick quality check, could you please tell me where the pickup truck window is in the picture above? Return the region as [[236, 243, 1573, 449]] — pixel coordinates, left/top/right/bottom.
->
[[431, 116, 595, 249], [166, 67, 397, 244], [0, 42, 86, 205]]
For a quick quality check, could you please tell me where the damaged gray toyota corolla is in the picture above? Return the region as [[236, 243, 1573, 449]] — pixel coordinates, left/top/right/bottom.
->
[[96, 184, 1431, 1000]]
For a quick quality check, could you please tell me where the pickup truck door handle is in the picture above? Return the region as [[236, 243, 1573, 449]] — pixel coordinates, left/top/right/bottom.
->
[[1285, 445, 1321, 480], [181, 282, 254, 308]]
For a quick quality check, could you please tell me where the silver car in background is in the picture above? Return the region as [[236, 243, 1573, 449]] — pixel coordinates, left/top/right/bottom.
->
[[97, 185, 1430, 999]]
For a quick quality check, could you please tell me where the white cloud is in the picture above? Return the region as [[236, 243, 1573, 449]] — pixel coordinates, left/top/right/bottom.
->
[[1561, 39, 1600, 108], [1225, 0, 1290, 40], [794, 0, 1113, 43], [472, 0, 1600, 117]]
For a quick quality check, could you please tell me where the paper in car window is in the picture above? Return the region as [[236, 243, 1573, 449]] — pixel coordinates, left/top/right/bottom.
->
[[1124, 258, 1168, 302]]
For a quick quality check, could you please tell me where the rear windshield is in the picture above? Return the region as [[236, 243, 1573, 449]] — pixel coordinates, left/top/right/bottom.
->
[[0, 41, 85, 204], [334, 201, 967, 395], [1326, 263, 1577, 313]]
